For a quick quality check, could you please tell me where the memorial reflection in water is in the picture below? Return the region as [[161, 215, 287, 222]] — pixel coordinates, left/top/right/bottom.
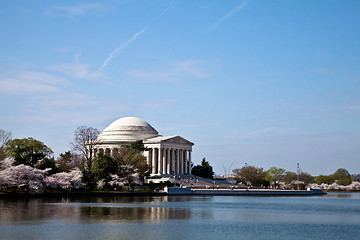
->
[[0, 196, 192, 223]]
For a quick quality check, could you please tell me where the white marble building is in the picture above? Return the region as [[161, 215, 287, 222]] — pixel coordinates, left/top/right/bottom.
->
[[95, 117, 194, 176]]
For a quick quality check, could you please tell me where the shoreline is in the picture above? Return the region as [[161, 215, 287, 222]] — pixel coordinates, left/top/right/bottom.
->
[[166, 187, 326, 196], [1, 189, 358, 199], [0, 191, 167, 199]]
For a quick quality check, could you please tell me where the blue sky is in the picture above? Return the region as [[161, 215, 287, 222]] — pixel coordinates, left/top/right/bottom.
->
[[1, 0, 359, 175]]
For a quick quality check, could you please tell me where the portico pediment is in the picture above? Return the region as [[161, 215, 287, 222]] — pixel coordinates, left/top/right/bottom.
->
[[162, 136, 194, 145], [144, 135, 194, 146]]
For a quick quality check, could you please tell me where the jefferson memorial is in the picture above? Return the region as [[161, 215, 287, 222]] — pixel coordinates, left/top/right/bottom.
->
[[96, 117, 194, 176]]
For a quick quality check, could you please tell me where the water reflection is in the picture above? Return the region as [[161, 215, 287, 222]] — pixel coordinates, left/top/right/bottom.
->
[[0, 196, 195, 225], [325, 192, 360, 198]]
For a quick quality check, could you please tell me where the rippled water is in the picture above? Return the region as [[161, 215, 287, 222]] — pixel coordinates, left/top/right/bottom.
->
[[0, 193, 359, 240]]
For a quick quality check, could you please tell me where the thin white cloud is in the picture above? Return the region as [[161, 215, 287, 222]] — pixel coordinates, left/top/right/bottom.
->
[[126, 60, 210, 82], [244, 126, 299, 138], [100, 29, 146, 71], [293, 104, 303, 109], [0, 69, 127, 127], [46, 3, 108, 17], [208, 0, 251, 30], [176, 60, 210, 78], [73, 51, 81, 64], [49, 63, 104, 81], [161, 0, 180, 15], [49, 50, 105, 81], [245, 127, 275, 138], [0, 70, 69, 95]]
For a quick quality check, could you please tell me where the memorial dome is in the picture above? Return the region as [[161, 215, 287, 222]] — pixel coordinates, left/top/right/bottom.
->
[[97, 117, 159, 143]]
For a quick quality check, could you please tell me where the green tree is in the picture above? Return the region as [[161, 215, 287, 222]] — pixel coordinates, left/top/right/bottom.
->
[[332, 168, 352, 186], [232, 165, 265, 186], [283, 171, 298, 184], [93, 153, 118, 183], [130, 140, 148, 152], [299, 172, 314, 185], [315, 175, 335, 185], [56, 151, 82, 172], [191, 158, 214, 179], [37, 157, 59, 174], [265, 167, 286, 188], [332, 168, 350, 179], [5, 137, 53, 167]]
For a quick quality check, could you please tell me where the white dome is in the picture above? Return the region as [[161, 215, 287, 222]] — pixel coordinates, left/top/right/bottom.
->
[[98, 117, 159, 143]]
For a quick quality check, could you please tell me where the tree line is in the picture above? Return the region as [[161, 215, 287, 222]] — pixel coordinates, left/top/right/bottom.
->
[[190, 157, 358, 189], [231, 165, 356, 189]]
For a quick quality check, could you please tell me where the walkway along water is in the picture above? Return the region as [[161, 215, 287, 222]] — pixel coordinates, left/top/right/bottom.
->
[[165, 186, 326, 196]]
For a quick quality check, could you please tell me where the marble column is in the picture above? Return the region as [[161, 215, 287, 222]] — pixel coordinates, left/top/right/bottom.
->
[[170, 149, 175, 174], [176, 149, 180, 174], [188, 150, 192, 174], [166, 148, 170, 174], [184, 150, 188, 174], [148, 148, 153, 172], [152, 148, 158, 174], [179, 150, 183, 174], [162, 148, 167, 174], [158, 148, 163, 174]]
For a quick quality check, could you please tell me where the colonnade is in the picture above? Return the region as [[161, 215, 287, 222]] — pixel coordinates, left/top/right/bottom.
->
[[93, 148, 115, 156], [147, 148, 191, 175]]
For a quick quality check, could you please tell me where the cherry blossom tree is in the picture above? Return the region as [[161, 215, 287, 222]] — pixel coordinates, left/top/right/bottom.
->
[[44, 170, 85, 189], [307, 181, 360, 191], [0, 164, 50, 194]]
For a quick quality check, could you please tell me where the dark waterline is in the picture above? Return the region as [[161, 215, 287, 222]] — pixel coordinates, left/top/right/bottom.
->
[[1, 193, 359, 240]]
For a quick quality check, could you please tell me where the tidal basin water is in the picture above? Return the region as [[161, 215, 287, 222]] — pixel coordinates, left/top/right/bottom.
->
[[1, 193, 359, 240]]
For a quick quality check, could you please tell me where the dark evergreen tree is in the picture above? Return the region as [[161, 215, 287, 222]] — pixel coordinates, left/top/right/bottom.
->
[[191, 158, 214, 179], [56, 151, 82, 172], [38, 157, 59, 174]]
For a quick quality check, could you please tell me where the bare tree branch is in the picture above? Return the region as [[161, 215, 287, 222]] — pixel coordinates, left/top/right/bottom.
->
[[71, 126, 100, 172], [0, 129, 12, 149]]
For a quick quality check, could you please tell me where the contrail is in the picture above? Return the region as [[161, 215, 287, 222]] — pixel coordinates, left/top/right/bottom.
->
[[101, 28, 145, 71], [209, 0, 250, 30]]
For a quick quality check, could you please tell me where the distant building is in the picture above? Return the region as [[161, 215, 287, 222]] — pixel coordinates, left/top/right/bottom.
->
[[95, 117, 194, 176]]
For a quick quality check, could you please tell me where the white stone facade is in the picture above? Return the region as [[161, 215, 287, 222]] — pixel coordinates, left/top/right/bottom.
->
[[95, 117, 194, 176]]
